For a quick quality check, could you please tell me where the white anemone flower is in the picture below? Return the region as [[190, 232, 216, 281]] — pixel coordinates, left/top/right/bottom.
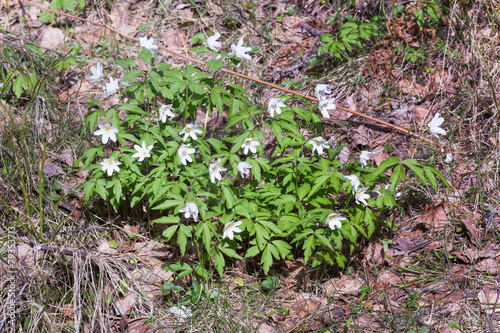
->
[[315, 84, 333, 100], [326, 213, 347, 230], [207, 32, 221, 51], [179, 202, 199, 222], [355, 187, 370, 206], [169, 306, 192, 318], [179, 124, 203, 141], [100, 157, 121, 176], [85, 62, 103, 83], [94, 123, 118, 144], [237, 162, 253, 178], [307, 137, 330, 155], [139, 36, 158, 54], [230, 38, 252, 61], [209, 160, 227, 183], [445, 153, 453, 163], [268, 98, 287, 117], [178, 144, 196, 165], [132, 141, 154, 162], [222, 220, 243, 240], [428, 113, 447, 139], [159, 104, 175, 123], [359, 150, 376, 168], [241, 138, 260, 155], [318, 98, 336, 118], [103, 77, 119, 96], [344, 174, 361, 193]]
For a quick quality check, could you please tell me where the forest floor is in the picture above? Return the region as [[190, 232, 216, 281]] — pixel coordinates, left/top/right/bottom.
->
[[1, 0, 500, 332]]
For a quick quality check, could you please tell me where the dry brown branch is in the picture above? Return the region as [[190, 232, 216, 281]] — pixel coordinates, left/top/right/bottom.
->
[[23, 0, 433, 143]]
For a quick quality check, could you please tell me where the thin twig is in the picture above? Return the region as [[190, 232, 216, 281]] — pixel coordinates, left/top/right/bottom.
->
[[23, 0, 433, 143]]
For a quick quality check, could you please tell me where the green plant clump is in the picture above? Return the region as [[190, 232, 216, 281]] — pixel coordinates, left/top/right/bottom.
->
[[79, 36, 448, 278]]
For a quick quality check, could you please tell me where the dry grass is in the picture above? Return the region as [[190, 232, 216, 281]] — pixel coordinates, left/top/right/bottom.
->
[[1, 0, 500, 332]]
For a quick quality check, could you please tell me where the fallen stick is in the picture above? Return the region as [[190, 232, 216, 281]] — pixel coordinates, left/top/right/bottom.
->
[[23, 0, 432, 143]]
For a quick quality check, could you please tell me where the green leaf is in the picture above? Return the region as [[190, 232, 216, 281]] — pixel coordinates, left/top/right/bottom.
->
[[423, 167, 437, 192], [115, 58, 137, 67], [298, 183, 311, 201], [149, 71, 162, 91], [245, 245, 260, 258], [139, 48, 153, 65], [214, 251, 225, 277], [153, 216, 180, 224], [234, 278, 244, 287], [261, 244, 273, 274], [219, 247, 242, 259], [108, 240, 119, 249], [211, 89, 224, 114], [122, 69, 142, 83], [13, 76, 24, 97], [162, 225, 178, 241], [403, 159, 426, 184], [272, 122, 283, 144], [153, 200, 183, 210]]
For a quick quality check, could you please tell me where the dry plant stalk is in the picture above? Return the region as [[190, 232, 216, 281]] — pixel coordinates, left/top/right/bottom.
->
[[23, 0, 432, 143]]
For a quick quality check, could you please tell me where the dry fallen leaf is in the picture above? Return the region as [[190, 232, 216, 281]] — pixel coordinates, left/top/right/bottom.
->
[[114, 291, 137, 315], [376, 270, 402, 286], [351, 125, 371, 147], [477, 258, 500, 275], [478, 287, 500, 314], [59, 304, 74, 317], [324, 275, 365, 296], [415, 202, 449, 231], [461, 215, 482, 243], [42, 159, 63, 177], [40, 27, 66, 50]]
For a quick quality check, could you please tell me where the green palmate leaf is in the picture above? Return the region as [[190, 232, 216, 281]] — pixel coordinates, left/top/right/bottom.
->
[[162, 225, 179, 241], [214, 251, 225, 277], [153, 200, 183, 210], [402, 159, 426, 184], [154, 216, 180, 224], [423, 167, 438, 192], [201, 222, 212, 253], [254, 223, 270, 250], [211, 89, 223, 113], [219, 246, 242, 259], [115, 58, 137, 67], [367, 156, 401, 181], [425, 166, 450, 188], [261, 244, 273, 274], [390, 164, 404, 190], [272, 122, 283, 144], [364, 208, 376, 238], [122, 70, 142, 83], [245, 245, 260, 258], [298, 183, 311, 200], [178, 224, 192, 256], [271, 240, 292, 259], [303, 235, 315, 264], [139, 48, 153, 65], [148, 71, 162, 91]]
